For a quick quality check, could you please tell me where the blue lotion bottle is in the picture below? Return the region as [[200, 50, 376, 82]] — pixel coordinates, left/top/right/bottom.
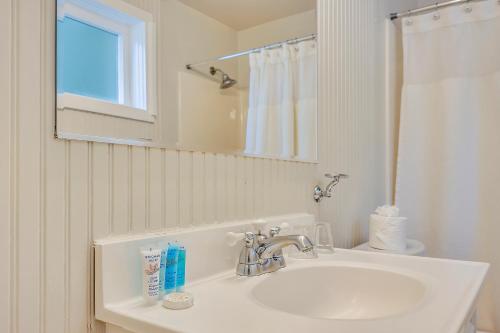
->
[[158, 248, 167, 296], [176, 246, 186, 292], [164, 243, 179, 294]]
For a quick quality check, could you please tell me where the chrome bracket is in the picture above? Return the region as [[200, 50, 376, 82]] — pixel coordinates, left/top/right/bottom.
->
[[313, 173, 348, 202]]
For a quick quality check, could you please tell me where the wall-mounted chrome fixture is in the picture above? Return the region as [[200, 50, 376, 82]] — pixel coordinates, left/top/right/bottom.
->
[[185, 65, 238, 89], [209, 66, 237, 89], [313, 173, 349, 202]]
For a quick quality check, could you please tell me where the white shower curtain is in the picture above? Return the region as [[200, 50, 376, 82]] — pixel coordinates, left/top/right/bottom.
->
[[245, 40, 317, 160], [395, 1, 500, 330]]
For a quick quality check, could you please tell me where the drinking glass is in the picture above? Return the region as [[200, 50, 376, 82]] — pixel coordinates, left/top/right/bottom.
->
[[315, 223, 334, 253]]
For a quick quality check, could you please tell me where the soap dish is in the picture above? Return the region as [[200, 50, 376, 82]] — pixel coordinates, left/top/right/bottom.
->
[[162, 292, 194, 310]]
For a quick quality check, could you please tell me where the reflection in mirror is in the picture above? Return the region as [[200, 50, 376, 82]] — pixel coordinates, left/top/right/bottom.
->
[[56, 0, 318, 162], [180, 0, 317, 161], [56, 0, 157, 144]]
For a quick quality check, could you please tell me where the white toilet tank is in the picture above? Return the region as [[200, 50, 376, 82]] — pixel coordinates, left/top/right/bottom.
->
[[353, 239, 426, 256]]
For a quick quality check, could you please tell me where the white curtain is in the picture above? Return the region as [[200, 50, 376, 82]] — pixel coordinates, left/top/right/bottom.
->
[[395, 1, 500, 330], [245, 40, 317, 160]]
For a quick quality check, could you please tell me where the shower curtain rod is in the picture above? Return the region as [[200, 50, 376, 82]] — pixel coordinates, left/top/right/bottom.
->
[[186, 33, 316, 69], [389, 0, 486, 20]]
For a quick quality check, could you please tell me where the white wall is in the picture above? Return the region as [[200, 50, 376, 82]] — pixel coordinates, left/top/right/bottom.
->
[[0, 1, 318, 333], [161, 0, 240, 149], [237, 9, 317, 50], [316, 0, 439, 250], [178, 71, 243, 153], [417, 0, 438, 7], [384, 0, 420, 14], [316, 0, 391, 248]]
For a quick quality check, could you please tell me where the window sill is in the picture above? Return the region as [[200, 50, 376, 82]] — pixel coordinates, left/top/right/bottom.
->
[[57, 93, 155, 123], [56, 131, 153, 146]]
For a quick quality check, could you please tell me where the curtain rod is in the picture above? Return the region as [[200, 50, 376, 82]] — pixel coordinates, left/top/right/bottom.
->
[[186, 33, 316, 69], [389, 0, 486, 20]]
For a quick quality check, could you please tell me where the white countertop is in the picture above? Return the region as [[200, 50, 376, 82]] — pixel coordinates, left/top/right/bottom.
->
[[99, 249, 488, 333]]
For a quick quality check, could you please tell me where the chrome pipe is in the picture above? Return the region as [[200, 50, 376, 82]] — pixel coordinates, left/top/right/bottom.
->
[[186, 33, 316, 69], [389, 0, 486, 20]]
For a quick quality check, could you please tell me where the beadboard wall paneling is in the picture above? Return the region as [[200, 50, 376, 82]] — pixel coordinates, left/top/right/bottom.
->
[[316, 0, 421, 249], [2, 0, 419, 332], [317, 0, 387, 249], [0, 0, 13, 332], [3, 1, 318, 333]]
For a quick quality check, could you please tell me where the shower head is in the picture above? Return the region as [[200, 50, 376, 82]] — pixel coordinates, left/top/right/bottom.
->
[[220, 73, 237, 89], [210, 66, 237, 89]]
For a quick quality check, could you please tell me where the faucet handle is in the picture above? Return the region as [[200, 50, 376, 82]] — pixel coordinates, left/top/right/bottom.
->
[[244, 232, 256, 247], [225, 232, 245, 246], [269, 226, 281, 237]]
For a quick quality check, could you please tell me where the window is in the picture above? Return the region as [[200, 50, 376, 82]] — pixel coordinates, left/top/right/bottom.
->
[[57, 0, 156, 122], [58, 17, 120, 102]]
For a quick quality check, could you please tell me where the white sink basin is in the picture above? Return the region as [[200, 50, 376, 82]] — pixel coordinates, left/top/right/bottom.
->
[[251, 266, 427, 320], [95, 216, 489, 333]]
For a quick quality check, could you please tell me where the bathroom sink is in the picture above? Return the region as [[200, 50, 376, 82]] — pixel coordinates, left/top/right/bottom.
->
[[251, 266, 427, 320], [95, 217, 489, 333]]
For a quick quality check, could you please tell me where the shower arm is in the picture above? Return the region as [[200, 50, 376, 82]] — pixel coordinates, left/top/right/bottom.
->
[[210, 67, 223, 77]]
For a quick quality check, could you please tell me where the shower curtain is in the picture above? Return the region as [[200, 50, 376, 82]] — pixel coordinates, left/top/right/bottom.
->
[[395, 1, 500, 330], [245, 40, 317, 160]]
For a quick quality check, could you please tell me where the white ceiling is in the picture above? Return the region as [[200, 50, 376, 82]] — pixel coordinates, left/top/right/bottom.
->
[[178, 0, 317, 31]]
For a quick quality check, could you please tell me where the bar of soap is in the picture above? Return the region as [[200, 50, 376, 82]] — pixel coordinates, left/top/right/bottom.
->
[[162, 292, 194, 310]]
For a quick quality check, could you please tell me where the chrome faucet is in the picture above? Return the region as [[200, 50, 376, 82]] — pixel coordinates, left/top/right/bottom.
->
[[313, 173, 349, 202], [236, 227, 314, 277]]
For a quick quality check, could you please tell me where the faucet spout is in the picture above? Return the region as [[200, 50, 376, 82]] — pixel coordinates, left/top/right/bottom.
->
[[236, 229, 316, 277], [258, 235, 314, 260]]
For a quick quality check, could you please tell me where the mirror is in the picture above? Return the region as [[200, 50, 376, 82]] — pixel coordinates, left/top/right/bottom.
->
[[56, 0, 318, 162]]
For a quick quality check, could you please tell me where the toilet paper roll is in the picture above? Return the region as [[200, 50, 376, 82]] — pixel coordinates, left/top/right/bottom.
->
[[369, 214, 407, 251]]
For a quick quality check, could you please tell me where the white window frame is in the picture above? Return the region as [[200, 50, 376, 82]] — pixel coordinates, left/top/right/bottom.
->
[[57, 0, 157, 123]]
